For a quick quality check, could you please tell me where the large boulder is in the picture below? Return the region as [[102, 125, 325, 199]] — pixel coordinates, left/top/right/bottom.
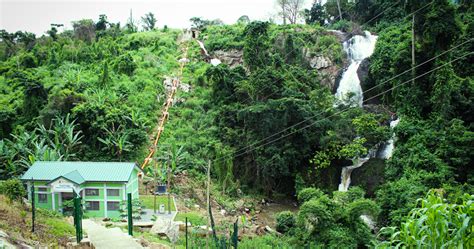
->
[[212, 50, 243, 68], [150, 219, 180, 243]]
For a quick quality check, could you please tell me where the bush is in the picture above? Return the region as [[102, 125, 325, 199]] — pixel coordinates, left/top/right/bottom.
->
[[297, 187, 325, 204], [0, 179, 27, 202], [275, 211, 296, 234]]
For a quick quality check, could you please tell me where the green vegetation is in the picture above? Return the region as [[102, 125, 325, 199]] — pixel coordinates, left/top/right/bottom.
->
[[0, 179, 27, 202], [376, 190, 474, 248], [0, 0, 473, 247], [175, 211, 206, 226], [0, 195, 75, 246], [140, 195, 176, 211]]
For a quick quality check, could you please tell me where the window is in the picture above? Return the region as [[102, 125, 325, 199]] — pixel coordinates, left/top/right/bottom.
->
[[86, 201, 100, 211], [107, 189, 120, 196], [107, 201, 120, 211], [38, 187, 47, 192], [85, 189, 99, 196], [38, 193, 47, 203]]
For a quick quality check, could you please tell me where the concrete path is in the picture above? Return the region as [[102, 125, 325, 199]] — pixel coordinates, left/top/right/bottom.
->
[[141, 209, 177, 222], [82, 219, 143, 249]]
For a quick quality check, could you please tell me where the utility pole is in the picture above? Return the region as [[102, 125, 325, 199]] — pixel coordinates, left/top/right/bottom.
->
[[167, 158, 171, 214], [411, 14, 416, 85], [153, 160, 157, 214], [336, 0, 343, 21], [206, 160, 211, 249]]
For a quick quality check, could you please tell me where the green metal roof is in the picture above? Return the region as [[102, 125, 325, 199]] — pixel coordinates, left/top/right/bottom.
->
[[47, 170, 85, 185], [21, 161, 138, 183]]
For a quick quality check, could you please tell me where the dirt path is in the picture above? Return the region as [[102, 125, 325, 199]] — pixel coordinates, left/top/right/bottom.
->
[[82, 219, 143, 249]]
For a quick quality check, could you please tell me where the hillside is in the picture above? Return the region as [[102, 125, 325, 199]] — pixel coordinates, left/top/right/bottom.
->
[[1, 0, 473, 248]]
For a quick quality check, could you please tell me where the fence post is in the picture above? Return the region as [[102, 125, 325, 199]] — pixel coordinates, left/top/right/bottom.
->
[[73, 190, 83, 243], [185, 217, 188, 249], [127, 193, 133, 236], [31, 178, 35, 233], [232, 219, 238, 248]]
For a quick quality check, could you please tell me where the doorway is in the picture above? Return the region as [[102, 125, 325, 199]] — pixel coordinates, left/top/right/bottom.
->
[[61, 192, 74, 215]]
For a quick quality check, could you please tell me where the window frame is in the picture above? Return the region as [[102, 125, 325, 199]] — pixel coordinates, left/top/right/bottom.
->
[[38, 187, 48, 192], [106, 189, 120, 197], [86, 201, 100, 211], [107, 201, 120, 211], [85, 188, 99, 196], [38, 193, 48, 203]]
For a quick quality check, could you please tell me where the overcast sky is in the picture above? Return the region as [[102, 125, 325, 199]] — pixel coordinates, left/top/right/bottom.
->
[[0, 0, 316, 35]]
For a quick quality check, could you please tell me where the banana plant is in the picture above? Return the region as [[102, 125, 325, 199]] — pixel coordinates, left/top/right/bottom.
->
[[97, 125, 132, 160]]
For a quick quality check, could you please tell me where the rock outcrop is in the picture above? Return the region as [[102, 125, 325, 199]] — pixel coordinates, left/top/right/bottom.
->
[[212, 50, 244, 68]]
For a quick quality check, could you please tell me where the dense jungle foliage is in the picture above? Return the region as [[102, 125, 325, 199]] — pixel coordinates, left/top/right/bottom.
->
[[1, 0, 473, 247]]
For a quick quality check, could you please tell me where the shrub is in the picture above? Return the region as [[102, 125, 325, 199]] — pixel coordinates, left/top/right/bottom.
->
[[297, 187, 325, 204], [0, 179, 27, 202], [297, 199, 334, 233], [275, 211, 296, 234]]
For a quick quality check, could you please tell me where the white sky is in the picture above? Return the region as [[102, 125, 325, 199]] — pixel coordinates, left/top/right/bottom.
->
[[0, 0, 314, 35]]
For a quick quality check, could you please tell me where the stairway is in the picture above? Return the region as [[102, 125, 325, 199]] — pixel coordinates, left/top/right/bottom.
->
[[82, 219, 143, 249]]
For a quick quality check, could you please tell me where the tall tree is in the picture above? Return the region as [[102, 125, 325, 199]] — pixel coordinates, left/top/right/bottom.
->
[[141, 12, 157, 31], [237, 15, 251, 24], [276, 0, 306, 24], [305, 1, 326, 25], [95, 14, 108, 31]]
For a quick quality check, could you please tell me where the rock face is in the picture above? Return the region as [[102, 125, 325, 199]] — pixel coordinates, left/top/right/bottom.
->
[[309, 56, 332, 69], [212, 50, 244, 68], [303, 48, 342, 90], [357, 58, 382, 104]]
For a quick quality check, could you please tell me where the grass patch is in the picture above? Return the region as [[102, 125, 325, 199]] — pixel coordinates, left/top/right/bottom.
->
[[0, 195, 75, 246], [175, 211, 206, 226], [140, 195, 176, 211]]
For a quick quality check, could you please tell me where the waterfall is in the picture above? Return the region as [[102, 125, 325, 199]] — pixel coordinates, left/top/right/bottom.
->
[[335, 31, 378, 106], [196, 40, 222, 66], [338, 148, 377, 192], [378, 118, 401, 159], [196, 40, 210, 57]]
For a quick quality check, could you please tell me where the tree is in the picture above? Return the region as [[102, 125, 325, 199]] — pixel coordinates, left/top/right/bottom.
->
[[72, 19, 95, 42], [237, 15, 251, 24], [305, 1, 326, 25], [276, 0, 306, 24], [95, 14, 108, 31], [47, 23, 63, 40], [141, 12, 157, 31]]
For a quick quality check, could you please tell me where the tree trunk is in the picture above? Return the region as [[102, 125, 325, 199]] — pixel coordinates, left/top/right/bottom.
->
[[336, 0, 343, 20]]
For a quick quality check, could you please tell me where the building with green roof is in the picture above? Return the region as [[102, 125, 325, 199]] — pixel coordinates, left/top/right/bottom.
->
[[21, 161, 141, 218]]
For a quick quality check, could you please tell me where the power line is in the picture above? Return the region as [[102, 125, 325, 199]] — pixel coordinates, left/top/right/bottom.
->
[[212, 38, 473, 164], [210, 0, 431, 109], [224, 52, 473, 162]]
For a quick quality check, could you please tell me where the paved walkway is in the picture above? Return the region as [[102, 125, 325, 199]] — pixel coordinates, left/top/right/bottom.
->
[[82, 219, 143, 249], [141, 209, 177, 222]]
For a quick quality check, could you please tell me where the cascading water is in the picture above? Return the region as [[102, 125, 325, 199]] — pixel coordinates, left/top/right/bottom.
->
[[335, 31, 378, 106], [338, 118, 401, 192], [338, 148, 377, 192], [196, 40, 210, 57], [196, 40, 221, 66], [379, 118, 401, 159]]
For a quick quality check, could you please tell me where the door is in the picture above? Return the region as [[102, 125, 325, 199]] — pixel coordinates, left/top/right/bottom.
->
[[61, 192, 74, 215]]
